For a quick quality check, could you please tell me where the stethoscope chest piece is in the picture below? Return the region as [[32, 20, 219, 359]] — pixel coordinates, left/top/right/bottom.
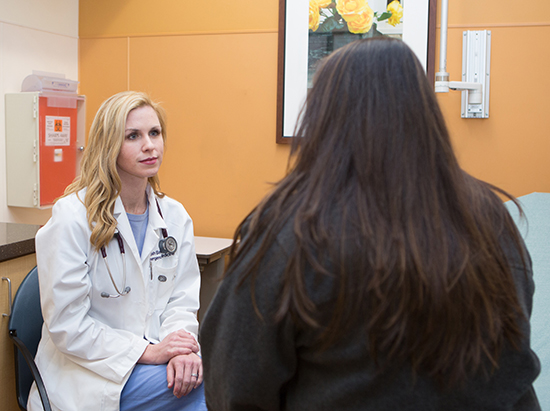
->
[[155, 199, 178, 256], [159, 236, 177, 255]]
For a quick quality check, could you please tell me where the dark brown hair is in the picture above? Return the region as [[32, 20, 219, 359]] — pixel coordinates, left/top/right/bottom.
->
[[228, 37, 525, 386]]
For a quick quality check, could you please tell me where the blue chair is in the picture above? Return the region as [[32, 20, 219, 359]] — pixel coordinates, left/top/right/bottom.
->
[[7, 266, 51, 411]]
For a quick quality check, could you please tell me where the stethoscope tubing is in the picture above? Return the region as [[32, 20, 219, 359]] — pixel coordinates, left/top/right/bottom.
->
[[100, 233, 130, 298], [100, 198, 177, 298]]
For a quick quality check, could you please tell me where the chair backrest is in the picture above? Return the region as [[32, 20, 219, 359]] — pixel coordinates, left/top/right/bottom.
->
[[8, 266, 44, 409]]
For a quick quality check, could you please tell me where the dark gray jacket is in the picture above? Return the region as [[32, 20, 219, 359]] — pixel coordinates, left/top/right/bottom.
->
[[200, 217, 540, 411]]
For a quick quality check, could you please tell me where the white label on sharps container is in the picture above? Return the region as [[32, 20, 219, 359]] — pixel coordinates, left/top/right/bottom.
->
[[54, 148, 63, 162], [45, 116, 71, 146]]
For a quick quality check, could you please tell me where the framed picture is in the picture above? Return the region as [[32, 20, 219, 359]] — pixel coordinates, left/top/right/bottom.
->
[[276, 0, 437, 143]]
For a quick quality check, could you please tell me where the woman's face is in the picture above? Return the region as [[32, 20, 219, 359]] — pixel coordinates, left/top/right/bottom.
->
[[117, 105, 164, 186]]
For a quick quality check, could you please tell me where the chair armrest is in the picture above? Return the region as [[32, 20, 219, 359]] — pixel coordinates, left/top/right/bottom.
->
[[9, 332, 52, 411]]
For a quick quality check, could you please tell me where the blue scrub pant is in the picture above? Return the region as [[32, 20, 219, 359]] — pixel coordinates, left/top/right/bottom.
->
[[120, 364, 206, 411]]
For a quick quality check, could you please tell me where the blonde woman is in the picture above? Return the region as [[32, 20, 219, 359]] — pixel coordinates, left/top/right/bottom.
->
[[28, 91, 206, 411]]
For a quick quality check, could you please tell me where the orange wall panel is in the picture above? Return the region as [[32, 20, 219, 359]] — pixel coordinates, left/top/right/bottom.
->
[[442, 0, 550, 26], [436, 25, 550, 196], [78, 0, 550, 238], [128, 33, 289, 237], [79, 37, 129, 134], [79, 0, 279, 38]]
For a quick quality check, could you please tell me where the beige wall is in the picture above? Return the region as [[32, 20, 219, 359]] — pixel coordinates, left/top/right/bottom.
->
[[79, 0, 550, 239], [0, 0, 79, 225]]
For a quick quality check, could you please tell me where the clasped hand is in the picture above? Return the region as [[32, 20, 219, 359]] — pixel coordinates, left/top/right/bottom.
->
[[138, 329, 203, 397]]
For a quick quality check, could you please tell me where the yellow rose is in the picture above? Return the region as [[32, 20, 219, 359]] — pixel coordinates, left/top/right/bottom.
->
[[336, 0, 370, 23], [346, 7, 374, 34], [317, 0, 333, 7], [309, 1, 320, 31], [387, 0, 403, 27]]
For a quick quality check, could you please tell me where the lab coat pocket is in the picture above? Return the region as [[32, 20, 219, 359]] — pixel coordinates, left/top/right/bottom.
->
[[151, 262, 178, 309]]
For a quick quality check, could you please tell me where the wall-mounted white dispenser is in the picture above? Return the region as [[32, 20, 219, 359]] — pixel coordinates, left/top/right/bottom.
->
[[5, 72, 86, 208]]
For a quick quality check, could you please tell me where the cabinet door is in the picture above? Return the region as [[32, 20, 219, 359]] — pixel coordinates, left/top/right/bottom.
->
[[38, 96, 78, 207]]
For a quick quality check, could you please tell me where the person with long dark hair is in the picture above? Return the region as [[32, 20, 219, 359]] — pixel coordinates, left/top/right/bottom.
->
[[200, 38, 540, 409]]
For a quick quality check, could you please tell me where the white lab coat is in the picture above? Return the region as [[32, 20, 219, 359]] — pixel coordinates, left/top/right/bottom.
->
[[27, 186, 201, 411]]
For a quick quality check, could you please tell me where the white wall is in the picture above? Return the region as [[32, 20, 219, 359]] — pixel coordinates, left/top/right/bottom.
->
[[0, 0, 79, 224]]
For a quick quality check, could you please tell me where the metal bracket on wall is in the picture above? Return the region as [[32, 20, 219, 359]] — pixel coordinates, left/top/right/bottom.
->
[[459, 30, 491, 118], [434, 0, 492, 118], [435, 30, 491, 119]]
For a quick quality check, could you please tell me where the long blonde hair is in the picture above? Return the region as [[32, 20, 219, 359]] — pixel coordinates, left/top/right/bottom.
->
[[64, 91, 167, 251]]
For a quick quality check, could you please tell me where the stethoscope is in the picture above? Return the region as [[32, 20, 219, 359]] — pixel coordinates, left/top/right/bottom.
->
[[100, 198, 177, 298]]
